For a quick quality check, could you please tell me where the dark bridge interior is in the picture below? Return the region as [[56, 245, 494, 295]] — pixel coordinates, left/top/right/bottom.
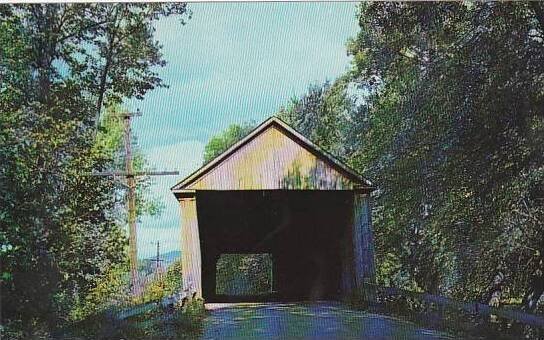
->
[[196, 190, 352, 302]]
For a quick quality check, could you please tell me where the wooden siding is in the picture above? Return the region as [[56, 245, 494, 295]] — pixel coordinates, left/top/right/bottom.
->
[[180, 197, 202, 298], [185, 125, 356, 190], [342, 193, 376, 296]]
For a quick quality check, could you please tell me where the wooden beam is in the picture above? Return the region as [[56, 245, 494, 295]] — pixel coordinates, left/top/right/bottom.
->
[[347, 193, 376, 300], [91, 170, 179, 177], [180, 197, 202, 298]]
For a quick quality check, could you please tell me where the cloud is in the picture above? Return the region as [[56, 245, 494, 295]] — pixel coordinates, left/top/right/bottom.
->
[[130, 3, 358, 150]]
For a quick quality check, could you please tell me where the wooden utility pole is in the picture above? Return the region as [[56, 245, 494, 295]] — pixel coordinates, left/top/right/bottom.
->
[[93, 110, 178, 295], [123, 113, 139, 294]]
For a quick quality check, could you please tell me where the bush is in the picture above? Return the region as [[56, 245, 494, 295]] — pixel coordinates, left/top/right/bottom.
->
[[68, 263, 132, 322], [138, 260, 183, 304]]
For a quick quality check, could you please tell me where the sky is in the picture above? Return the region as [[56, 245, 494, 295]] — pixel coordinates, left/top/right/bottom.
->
[[129, 3, 360, 259]]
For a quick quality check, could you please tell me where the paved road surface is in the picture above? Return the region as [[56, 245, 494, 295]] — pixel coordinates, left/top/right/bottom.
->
[[201, 302, 455, 339]]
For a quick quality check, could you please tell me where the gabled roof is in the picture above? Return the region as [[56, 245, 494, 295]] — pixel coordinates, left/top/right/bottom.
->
[[171, 117, 373, 195]]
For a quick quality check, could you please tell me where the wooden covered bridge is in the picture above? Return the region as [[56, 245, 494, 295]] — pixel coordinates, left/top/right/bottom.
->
[[171, 117, 376, 302]]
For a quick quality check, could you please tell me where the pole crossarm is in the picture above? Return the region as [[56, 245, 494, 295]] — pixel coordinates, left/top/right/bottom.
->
[[90, 170, 179, 177], [114, 110, 143, 118], [87, 109, 180, 296]]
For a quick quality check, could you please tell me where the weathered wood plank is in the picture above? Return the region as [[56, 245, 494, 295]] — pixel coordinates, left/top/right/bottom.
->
[[342, 193, 376, 298], [353, 194, 376, 288], [181, 125, 357, 191], [180, 197, 202, 298]]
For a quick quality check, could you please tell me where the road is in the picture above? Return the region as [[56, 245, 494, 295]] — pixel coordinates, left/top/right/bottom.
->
[[201, 302, 455, 339]]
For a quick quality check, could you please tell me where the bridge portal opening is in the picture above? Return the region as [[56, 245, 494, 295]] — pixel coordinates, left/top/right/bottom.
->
[[197, 190, 351, 302], [215, 253, 274, 298]]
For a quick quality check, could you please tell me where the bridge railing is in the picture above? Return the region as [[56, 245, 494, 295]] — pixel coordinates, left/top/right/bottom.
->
[[359, 283, 544, 338], [369, 284, 544, 328]]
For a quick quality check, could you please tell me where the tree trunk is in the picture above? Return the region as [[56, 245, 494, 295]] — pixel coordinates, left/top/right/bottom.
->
[[95, 54, 112, 128], [33, 5, 57, 102], [95, 8, 119, 129]]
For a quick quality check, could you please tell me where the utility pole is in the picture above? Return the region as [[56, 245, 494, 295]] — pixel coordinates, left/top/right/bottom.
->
[[92, 110, 178, 296], [150, 241, 164, 274], [124, 112, 139, 295]]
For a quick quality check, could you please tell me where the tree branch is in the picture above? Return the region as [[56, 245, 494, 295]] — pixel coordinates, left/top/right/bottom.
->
[[56, 19, 110, 44]]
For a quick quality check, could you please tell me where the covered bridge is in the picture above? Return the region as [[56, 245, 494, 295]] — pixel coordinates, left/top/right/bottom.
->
[[171, 117, 376, 302]]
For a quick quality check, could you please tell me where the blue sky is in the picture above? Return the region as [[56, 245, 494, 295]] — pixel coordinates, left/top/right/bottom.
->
[[129, 3, 359, 259]]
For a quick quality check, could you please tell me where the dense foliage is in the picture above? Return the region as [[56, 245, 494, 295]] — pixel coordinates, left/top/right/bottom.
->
[[280, 2, 544, 315], [216, 254, 273, 296], [139, 260, 184, 304], [0, 3, 189, 337]]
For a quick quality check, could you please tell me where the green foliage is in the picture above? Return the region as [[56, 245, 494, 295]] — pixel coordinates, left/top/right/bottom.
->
[[139, 260, 183, 304], [64, 261, 201, 340], [122, 298, 205, 339], [0, 3, 189, 336], [278, 2, 544, 322], [347, 1, 544, 305], [277, 77, 354, 158], [64, 298, 205, 340], [216, 254, 273, 296], [203, 122, 255, 164], [68, 262, 132, 322], [176, 298, 206, 333]]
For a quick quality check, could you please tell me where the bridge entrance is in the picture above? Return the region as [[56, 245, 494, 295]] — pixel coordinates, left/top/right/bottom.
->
[[198, 190, 350, 302], [171, 118, 376, 302]]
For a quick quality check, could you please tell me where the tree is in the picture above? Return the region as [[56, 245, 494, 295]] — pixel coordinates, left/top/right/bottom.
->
[[275, 2, 544, 315], [277, 77, 356, 160], [0, 3, 189, 335], [346, 2, 544, 308], [1, 4, 189, 120]]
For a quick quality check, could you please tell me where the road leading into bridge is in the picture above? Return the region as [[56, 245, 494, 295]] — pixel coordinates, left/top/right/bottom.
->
[[201, 302, 455, 339]]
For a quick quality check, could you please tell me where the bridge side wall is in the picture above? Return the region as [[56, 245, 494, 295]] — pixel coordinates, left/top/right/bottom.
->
[[342, 193, 376, 298], [179, 197, 202, 298]]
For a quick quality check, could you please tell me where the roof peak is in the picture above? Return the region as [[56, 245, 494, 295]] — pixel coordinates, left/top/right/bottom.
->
[[171, 116, 373, 193]]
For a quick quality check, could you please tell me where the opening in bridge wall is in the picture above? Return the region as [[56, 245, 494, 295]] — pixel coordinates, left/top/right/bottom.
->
[[216, 253, 274, 297]]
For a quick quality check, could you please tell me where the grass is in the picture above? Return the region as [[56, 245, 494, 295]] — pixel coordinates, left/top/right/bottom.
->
[[60, 298, 206, 340]]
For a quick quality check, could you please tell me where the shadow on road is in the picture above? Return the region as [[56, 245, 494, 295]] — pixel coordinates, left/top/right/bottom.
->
[[202, 301, 456, 339]]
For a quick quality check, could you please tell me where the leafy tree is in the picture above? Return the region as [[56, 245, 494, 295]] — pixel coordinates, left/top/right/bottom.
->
[[139, 260, 184, 304], [216, 254, 273, 296], [344, 2, 544, 309], [276, 2, 544, 317], [0, 3, 189, 335], [278, 77, 357, 159]]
